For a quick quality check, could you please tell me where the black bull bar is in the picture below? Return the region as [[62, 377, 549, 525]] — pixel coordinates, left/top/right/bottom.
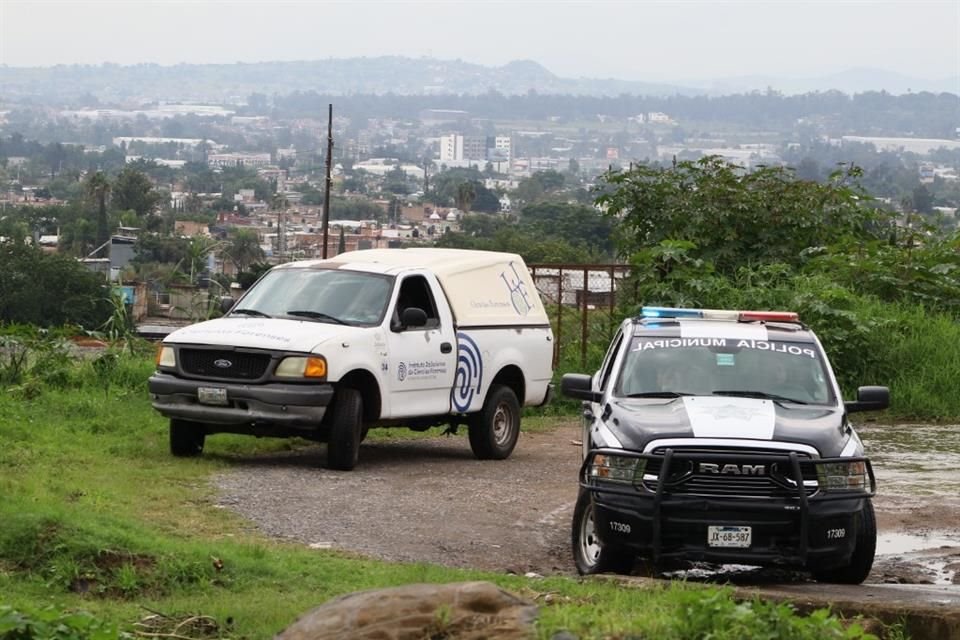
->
[[579, 447, 876, 565]]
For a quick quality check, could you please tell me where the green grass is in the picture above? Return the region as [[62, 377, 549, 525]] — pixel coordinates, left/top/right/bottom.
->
[[0, 353, 892, 639]]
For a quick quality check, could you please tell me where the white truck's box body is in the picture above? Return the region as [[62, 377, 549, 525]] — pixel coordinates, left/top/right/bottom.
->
[[321, 248, 550, 327]]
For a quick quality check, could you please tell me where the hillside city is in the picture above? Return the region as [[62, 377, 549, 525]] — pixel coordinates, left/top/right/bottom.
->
[[1, 59, 958, 326]]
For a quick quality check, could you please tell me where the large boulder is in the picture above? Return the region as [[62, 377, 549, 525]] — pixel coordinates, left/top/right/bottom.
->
[[276, 581, 538, 640]]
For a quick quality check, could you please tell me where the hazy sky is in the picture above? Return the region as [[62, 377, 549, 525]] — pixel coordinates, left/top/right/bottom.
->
[[1, 0, 957, 82]]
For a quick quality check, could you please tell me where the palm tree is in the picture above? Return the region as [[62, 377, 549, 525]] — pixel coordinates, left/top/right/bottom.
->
[[455, 181, 476, 213], [85, 171, 111, 249], [185, 236, 218, 284], [225, 228, 264, 274]]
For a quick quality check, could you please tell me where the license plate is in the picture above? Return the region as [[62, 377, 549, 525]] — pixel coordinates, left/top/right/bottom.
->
[[708, 525, 752, 548], [197, 386, 228, 406]]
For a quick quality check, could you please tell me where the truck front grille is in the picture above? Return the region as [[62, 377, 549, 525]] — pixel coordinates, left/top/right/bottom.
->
[[179, 349, 271, 380], [646, 447, 818, 499]]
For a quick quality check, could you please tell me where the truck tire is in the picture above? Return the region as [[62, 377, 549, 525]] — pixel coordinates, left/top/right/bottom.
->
[[170, 419, 205, 457], [572, 489, 634, 575], [326, 387, 363, 471], [468, 384, 520, 460], [813, 499, 876, 584]]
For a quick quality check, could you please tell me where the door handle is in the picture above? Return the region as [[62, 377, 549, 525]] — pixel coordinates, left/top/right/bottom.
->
[[440, 342, 452, 354]]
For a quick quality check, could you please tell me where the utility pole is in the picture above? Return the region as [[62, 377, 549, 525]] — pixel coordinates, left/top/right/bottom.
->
[[321, 104, 334, 258], [423, 159, 430, 201]]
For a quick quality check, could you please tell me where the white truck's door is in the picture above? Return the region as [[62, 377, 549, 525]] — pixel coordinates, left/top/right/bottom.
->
[[385, 272, 457, 417]]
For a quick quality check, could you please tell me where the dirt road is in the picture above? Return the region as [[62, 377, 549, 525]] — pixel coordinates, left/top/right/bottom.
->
[[213, 421, 960, 584]]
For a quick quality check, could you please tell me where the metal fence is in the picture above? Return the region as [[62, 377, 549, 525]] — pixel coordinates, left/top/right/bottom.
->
[[528, 264, 637, 370]]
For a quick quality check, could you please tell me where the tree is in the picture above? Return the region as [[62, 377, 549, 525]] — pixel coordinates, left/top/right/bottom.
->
[[112, 167, 162, 220], [455, 181, 477, 213], [0, 243, 111, 327], [85, 171, 111, 249], [133, 235, 191, 268], [471, 185, 501, 213], [225, 228, 264, 274], [597, 156, 888, 274], [912, 184, 934, 214]]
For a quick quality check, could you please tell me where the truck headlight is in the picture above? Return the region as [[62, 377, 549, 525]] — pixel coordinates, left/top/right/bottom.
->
[[816, 460, 868, 492], [156, 345, 176, 368], [588, 453, 646, 485], [275, 356, 327, 379]]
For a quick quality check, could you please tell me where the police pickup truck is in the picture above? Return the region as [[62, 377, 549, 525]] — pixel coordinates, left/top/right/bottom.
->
[[149, 249, 554, 471], [561, 306, 889, 584]]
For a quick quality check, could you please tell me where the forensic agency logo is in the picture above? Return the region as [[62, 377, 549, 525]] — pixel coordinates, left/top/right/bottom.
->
[[397, 362, 407, 382], [500, 261, 533, 316]]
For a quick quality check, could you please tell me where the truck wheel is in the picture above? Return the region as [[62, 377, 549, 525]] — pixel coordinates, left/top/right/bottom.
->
[[813, 499, 876, 584], [572, 489, 634, 575], [468, 385, 520, 460], [170, 419, 205, 457], [326, 388, 363, 471]]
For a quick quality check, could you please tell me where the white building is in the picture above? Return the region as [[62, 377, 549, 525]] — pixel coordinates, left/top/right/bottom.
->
[[491, 135, 513, 163], [209, 153, 272, 168], [439, 134, 464, 163]]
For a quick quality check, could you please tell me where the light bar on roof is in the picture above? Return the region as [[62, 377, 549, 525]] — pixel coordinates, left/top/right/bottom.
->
[[641, 306, 703, 319], [738, 310, 800, 322], [640, 306, 799, 322]]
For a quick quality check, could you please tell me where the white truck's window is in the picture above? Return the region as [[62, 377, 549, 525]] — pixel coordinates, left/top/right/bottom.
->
[[615, 337, 835, 405], [235, 268, 394, 326], [394, 275, 440, 329]]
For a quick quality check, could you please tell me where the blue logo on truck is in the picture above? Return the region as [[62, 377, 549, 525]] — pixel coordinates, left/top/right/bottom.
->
[[500, 262, 533, 316], [452, 332, 483, 412]]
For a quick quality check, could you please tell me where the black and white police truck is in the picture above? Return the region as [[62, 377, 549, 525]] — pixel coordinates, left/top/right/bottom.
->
[[561, 306, 889, 584]]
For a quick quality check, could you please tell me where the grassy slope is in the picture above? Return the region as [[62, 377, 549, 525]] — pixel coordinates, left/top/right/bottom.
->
[[0, 357, 885, 639]]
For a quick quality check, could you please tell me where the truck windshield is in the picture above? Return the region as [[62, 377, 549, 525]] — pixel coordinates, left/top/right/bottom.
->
[[615, 336, 835, 405], [232, 268, 394, 326]]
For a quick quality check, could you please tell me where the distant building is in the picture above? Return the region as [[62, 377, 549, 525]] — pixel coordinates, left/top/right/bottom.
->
[[420, 109, 471, 126], [174, 221, 211, 237], [439, 134, 510, 164], [841, 136, 960, 155], [209, 152, 272, 168], [440, 134, 464, 162], [490, 135, 513, 163]]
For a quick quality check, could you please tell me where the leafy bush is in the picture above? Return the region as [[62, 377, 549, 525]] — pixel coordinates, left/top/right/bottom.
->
[[0, 605, 128, 639], [0, 244, 112, 328], [0, 326, 154, 398], [667, 590, 878, 639], [597, 157, 888, 275]]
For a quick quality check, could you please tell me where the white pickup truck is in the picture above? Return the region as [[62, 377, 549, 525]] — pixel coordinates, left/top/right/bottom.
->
[[148, 248, 555, 470]]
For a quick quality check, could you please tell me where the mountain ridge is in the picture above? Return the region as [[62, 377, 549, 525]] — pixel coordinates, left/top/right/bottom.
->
[[0, 56, 955, 102]]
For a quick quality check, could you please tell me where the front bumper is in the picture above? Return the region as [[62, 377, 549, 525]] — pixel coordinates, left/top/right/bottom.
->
[[583, 448, 875, 570], [592, 492, 866, 569], [148, 372, 334, 429]]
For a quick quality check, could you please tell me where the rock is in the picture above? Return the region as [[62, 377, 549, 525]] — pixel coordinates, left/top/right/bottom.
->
[[275, 581, 538, 640]]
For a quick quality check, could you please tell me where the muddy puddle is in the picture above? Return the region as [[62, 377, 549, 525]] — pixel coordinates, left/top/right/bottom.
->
[[858, 423, 960, 585]]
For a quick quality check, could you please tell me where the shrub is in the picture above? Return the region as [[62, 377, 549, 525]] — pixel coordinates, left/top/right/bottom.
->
[[0, 244, 112, 328]]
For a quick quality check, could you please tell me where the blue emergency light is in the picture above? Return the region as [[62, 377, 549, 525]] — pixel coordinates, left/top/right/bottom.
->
[[640, 306, 799, 322]]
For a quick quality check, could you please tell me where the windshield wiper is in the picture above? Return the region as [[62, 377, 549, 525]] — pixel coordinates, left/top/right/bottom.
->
[[231, 308, 271, 318], [712, 390, 808, 404], [625, 391, 694, 398], [286, 310, 347, 325]]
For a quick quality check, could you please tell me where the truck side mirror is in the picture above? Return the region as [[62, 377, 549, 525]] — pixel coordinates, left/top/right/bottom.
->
[[219, 296, 235, 314], [845, 385, 889, 413], [561, 373, 602, 403], [399, 307, 428, 330]]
